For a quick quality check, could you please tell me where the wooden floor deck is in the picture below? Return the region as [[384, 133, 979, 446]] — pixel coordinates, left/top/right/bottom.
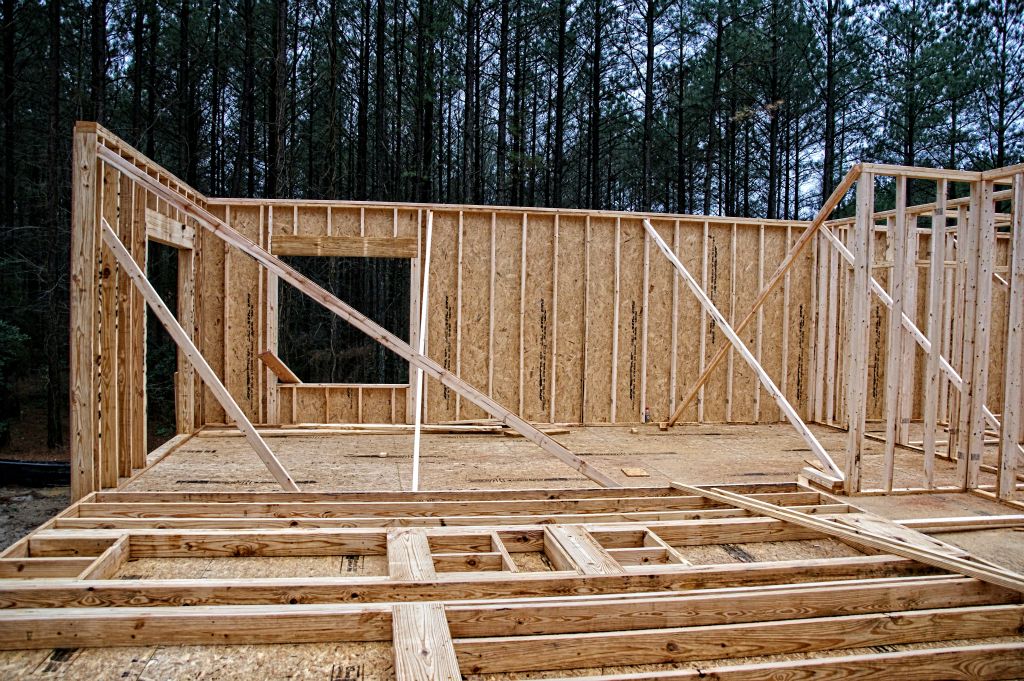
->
[[1, 425, 1022, 679]]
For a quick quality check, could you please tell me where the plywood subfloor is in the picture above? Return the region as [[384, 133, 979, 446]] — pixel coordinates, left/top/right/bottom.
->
[[125, 423, 971, 493]]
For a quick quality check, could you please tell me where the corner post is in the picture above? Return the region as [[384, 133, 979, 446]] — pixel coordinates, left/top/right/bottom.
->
[[69, 123, 100, 501]]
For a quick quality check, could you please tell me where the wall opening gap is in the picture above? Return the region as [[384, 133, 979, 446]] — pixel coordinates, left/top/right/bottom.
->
[[146, 241, 178, 450], [278, 256, 410, 383]]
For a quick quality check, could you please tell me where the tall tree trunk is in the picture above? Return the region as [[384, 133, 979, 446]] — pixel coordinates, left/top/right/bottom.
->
[[178, 0, 199, 185], [267, 0, 288, 197], [89, 0, 106, 122], [145, 0, 159, 157], [553, 0, 567, 207], [589, 0, 603, 209], [45, 0, 63, 448], [821, 0, 837, 200], [496, 0, 509, 202], [641, 0, 655, 210], [703, 2, 722, 215], [374, 0, 387, 196], [356, 0, 370, 199], [2, 0, 15, 227], [210, 0, 222, 193], [461, 0, 476, 202]]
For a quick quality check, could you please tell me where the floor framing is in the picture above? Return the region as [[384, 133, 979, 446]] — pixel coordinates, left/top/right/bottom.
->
[[2, 476, 1023, 679]]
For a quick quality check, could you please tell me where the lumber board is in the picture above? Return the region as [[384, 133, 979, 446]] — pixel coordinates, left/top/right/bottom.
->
[[0, 555, 934, 609], [388, 529, 437, 579], [454, 604, 1024, 672], [0, 576, 1011, 651], [257, 350, 301, 384], [392, 602, 462, 681], [270, 234, 417, 258], [543, 526, 623, 574], [539, 642, 1024, 681], [145, 208, 195, 249], [675, 483, 1024, 593]]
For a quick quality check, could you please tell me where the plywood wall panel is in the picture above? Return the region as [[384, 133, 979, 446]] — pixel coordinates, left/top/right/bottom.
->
[[490, 213, 522, 415], [553, 216, 586, 423], [643, 220, 674, 423], [458, 212, 492, 421], [616, 218, 645, 422], [785, 228, 815, 418], [731, 224, 761, 422], [583, 216, 616, 422], [200, 206, 227, 424], [425, 211, 459, 422], [224, 205, 262, 421], [759, 227, 787, 423], [671, 220, 705, 423], [522, 214, 555, 422], [700, 222, 732, 422]]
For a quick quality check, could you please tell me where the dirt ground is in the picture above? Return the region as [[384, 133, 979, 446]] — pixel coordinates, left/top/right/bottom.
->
[[0, 485, 68, 550]]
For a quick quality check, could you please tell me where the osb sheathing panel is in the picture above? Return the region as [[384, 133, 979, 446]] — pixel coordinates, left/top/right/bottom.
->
[[459, 212, 491, 421], [198, 201, 829, 427]]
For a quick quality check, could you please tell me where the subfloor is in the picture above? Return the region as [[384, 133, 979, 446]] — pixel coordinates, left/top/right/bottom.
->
[[1, 423, 1023, 679], [118, 422, 1002, 493]]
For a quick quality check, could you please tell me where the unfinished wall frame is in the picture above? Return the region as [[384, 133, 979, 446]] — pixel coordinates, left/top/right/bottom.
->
[[69, 124, 1023, 504]]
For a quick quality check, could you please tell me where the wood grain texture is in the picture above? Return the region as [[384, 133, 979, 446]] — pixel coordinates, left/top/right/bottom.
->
[[392, 602, 462, 681]]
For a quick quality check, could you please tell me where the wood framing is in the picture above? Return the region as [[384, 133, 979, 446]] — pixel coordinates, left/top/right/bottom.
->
[[2, 482, 1023, 680]]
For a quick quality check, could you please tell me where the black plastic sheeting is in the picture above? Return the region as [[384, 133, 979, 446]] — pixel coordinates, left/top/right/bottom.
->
[[0, 460, 70, 487]]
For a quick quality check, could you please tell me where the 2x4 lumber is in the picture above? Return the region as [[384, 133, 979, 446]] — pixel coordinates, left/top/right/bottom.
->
[[674, 483, 1024, 593], [453, 604, 1024, 673], [642, 219, 843, 480], [115, 172, 134, 476], [544, 526, 623, 574], [75, 535, 129, 580], [392, 602, 463, 681], [75, 490, 824, 518], [98, 162, 120, 490], [965, 180, 997, 488], [999, 173, 1024, 498], [0, 603, 393, 650], [0, 576, 1009, 652], [54, 503, 852, 530], [443, 575, 1010, 637], [411, 212, 433, 491], [97, 144, 619, 488], [176, 246, 196, 434], [98, 218, 299, 491], [881, 176, 909, 491], [539, 642, 1024, 681], [844, 173, 874, 491], [898, 514, 1024, 533], [42, 517, 827, 553], [388, 529, 437, 579], [257, 350, 301, 384], [269, 233, 417, 258], [923, 180, 948, 487], [0, 557, 95, 579], [129, 184, 147, 468], [0, 555, 935, 609], [663, 164, 862, 428], [144, 208, 195, 248]]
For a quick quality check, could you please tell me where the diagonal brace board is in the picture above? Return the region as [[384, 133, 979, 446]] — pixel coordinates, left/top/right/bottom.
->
[[99, 219, 300, 491], [664, 165, 863, 428], [97, 145, 619, 488], [643, 220, 844, 480], [673, 483, 1024, 594]]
